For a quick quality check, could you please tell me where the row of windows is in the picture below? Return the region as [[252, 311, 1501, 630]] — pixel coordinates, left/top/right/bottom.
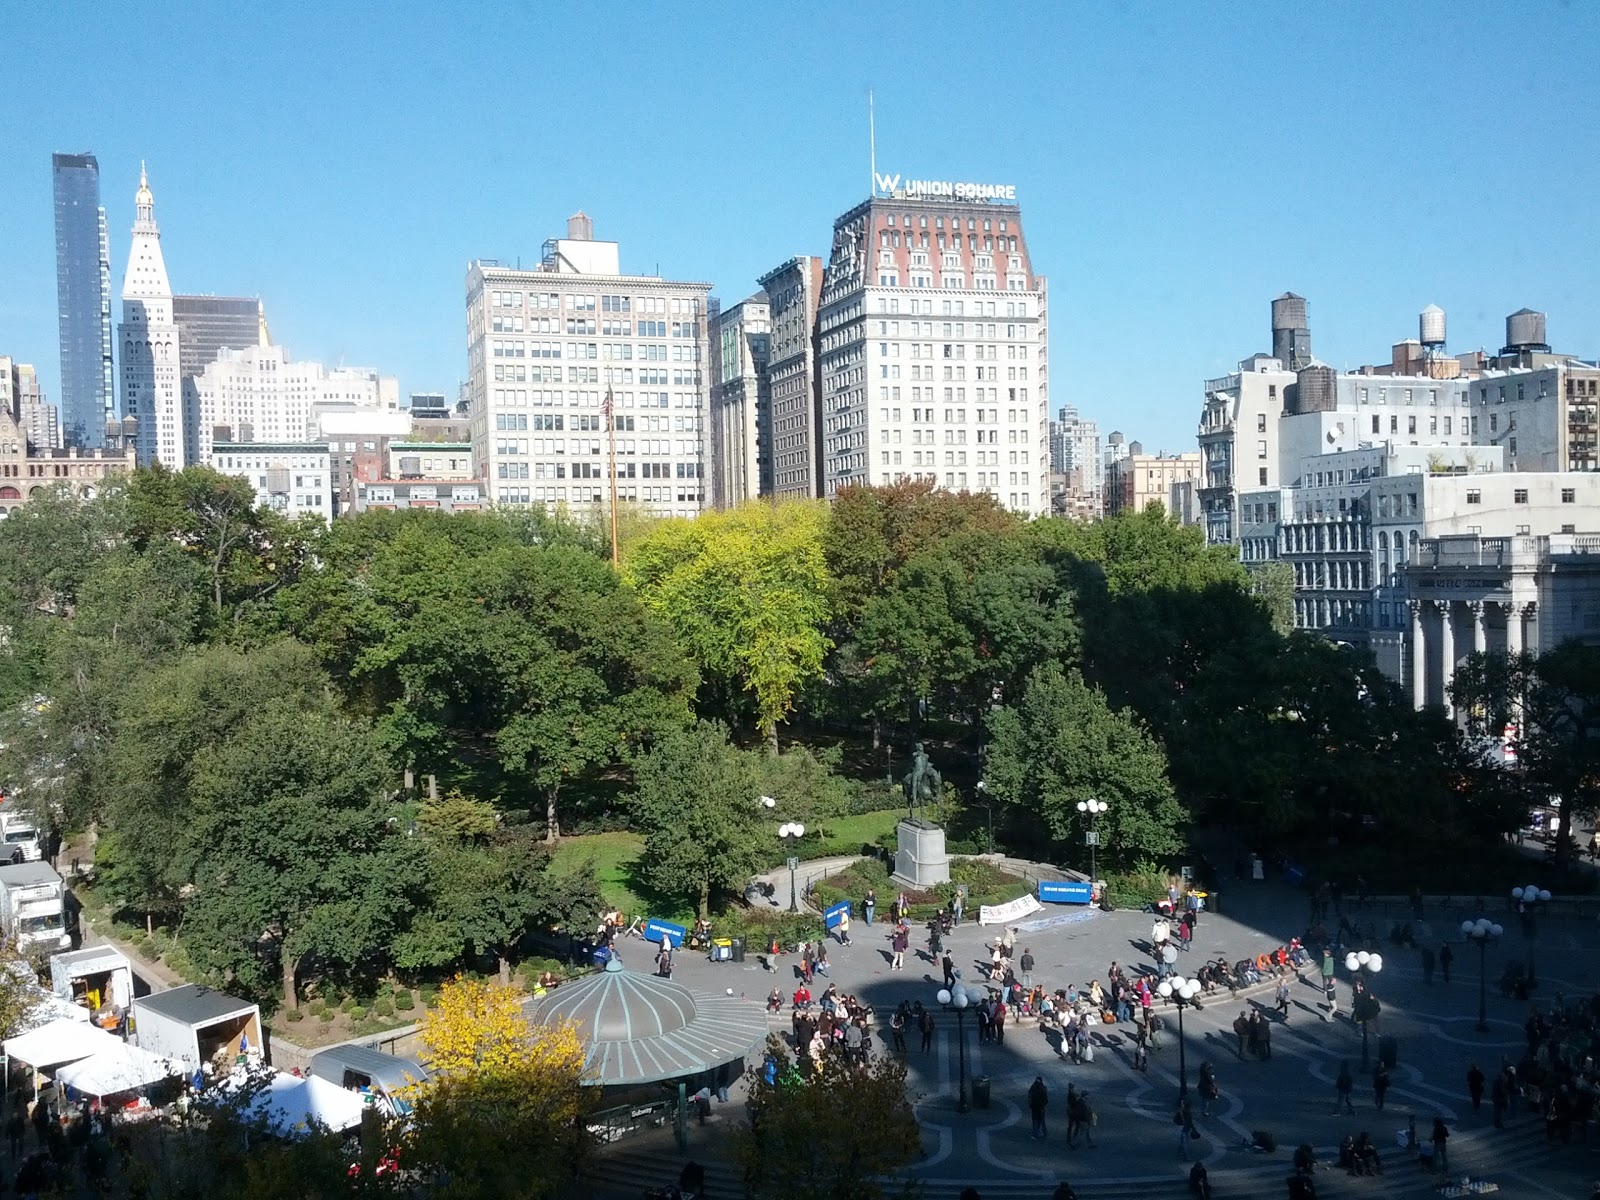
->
[[873, 297, 1029, 318], [489, 291, 699, 315], [876, 273, 1027, 292], [488, 388, 697, 409]]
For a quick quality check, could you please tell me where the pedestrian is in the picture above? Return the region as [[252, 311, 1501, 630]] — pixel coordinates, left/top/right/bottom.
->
[[1320, 948, 1336, 989], [1275, 976, 1292, 1019], [1021, 948, 1035, 989], [657, 939, 674, 979], [1233, 1011, 1250, 1059], [864, 888, 876, 926], [1420, 944, 1435, 985], [1430, 1118, 1450, 1172], [1334, 1061, 1355, 1113], [1065, 1083, 1083, 1147], [1325, 979, 1338, 1021], [891, 1007, 907, 1053], [1373, 1061, 1390, 1110], [837, 910, 852, 947], [952, 891, 964, 926], [1439, 943, 1453, 985], [1199, 1062, 1219, 1116], [891, 926, 907, 971], [1257, 1016, 1272, 1060], [1002, 926, 1019, 957], [977, 999, 993, 1044], [942, 952, 956, 989], [844, 1020, 864, 1065], [1176, 1095, 1196, 1159], [1467, 1062, 1485, 1112], [994, 998, 1007, 1047], [920, 1008, 935, 1053], [1491, 1073, 1509, 1128], [1028, 1076, 1048, 1139], [815, 943, 830, 977], [1073, 1089, 1096, 1149]]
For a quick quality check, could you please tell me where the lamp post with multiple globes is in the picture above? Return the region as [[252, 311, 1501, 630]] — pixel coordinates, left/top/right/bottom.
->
[[1462, 918, 1503, 1033], [1344, 950, 1383, 1069], [778, 821, 806, 913], [1510, 885, 1551, 989], [936, 981, 973, 1113], [1156, 974, 1202, 1097], [1076, 798, 1108, 886]]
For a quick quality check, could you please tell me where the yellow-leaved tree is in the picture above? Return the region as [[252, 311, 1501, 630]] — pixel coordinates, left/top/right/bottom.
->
[[407, 977, 594, 1198]]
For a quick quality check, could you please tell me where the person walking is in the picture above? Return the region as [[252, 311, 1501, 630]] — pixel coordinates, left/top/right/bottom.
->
[[1275, 976, 1292, 1020], [1233, 1011, 1250, 1059], [1021, 948, 1035, 989], [920, 1008, 936, 1053], [941, 952, 956, 990], [993, 998, 1007, 1047], [1334, 1061, 1356, 1114], [1467, 1063, 1485, 1112], [1320, 948, 1337, 991], [891, 926, 907, 971], [1430, 1118, 1450, 1172], [1176, 1095, 1197, 1159], [1065, 1083, 1083, 1148], [1439, 942, 1453, 985], [1373, 1061, 1391, 1111], [1071, 1089, 1096, 1149], [837, 910, 852, 947], [890, 1007, 907, 1053], [951, 891, 963, 926], [1028, 1076, 1049, 1140], [1198, 1062, 1219, 1116], [864, 888, 876, 926]]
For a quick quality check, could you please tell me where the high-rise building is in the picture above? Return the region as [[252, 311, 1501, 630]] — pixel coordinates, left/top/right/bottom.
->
[[758, 256, 825, 498], [52, 153, 115, 448], [465, 213, 711, 516], [708, 294, 771, 508], [1048, 404, 1101, 517], [118, 166, 186, 469], [816, 188, 1048, 514], [14, 364, 59, 451], [173, 295, 268, 383]]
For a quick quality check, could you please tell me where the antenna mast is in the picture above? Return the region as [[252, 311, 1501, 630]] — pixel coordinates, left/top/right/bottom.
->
[[869, 89, 877, 195]]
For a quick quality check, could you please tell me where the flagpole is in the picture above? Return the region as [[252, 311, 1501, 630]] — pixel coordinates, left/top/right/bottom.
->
[[605, 387, 620, 568]]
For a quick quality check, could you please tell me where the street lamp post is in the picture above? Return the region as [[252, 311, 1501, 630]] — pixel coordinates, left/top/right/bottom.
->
[[1510, 886, 1551, 989], [1156, 974, 1202, 1097], [1461, 918, 1503, 1033], [1076, 798, 1108, 886], [936, 982, 973, 1113], [975, 781, 995, 853], [1344, 950, 1384, 1069], [779, 822, 806, 913]]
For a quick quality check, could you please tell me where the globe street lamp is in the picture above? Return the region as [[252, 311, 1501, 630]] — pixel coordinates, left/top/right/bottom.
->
[[1343, 950, 1383, 1069], [936, 981, 973, 1113], [1510, 886, 1551, 989], [1076, 799, 1108, 886], [778, 822, 806, 913], [1156, 974, 1202, 1097], [1461, 918, 1503, 1034]]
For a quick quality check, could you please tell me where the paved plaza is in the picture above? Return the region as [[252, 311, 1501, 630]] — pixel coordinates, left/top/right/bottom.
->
[[591, 871, 1600, 1199]]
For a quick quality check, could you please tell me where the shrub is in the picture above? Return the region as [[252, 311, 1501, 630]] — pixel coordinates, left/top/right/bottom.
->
[[348, 1005, 367, 1022], [393, 990, 415, 1012], [1103, 861, 1172, 910], [284, 1009, 304, 1023], [373, 998, 394, 1018], [317, 1009, 334, 1023], [340, 997, 358, 1013]]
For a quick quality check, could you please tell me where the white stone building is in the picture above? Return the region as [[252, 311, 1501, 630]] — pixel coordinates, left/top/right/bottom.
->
[[209, 440, 333, 518], [708, 295, 770, 508], [759, 256, 825, 499], [118, 167, 186, 469], [465, 213, 711, 517], [816, 191, 1048, 515]]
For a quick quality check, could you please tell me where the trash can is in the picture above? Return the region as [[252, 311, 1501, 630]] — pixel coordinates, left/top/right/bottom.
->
[[731, 936, 746, 963], [1379, 1036, 1398, 1069], [972, 1076, 991, 1109], [710, 938, 733, 962]]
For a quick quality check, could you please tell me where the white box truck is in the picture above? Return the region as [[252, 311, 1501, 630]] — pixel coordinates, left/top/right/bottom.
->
[[0, 862, 70, 952], [0, 813, 43, 863]]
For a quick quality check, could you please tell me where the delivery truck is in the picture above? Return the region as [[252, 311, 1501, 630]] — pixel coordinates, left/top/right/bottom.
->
[[0, 862, 71, 952]]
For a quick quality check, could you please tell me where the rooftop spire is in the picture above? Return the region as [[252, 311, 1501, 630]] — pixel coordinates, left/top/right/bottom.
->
[[134, 163, 156, 232]]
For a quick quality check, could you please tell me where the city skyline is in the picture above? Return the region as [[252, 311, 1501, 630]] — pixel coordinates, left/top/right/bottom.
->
[[3, 4, 1599, 452]]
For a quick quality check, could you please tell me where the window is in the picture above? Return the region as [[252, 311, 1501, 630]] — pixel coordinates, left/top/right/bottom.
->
[[1371, 415, 1380, 434], [1563, 488, 1576, 503], [1514, 489, 1529, 504], [1466, 490, 1481, 505], [1256, 413, 1266, 432], [1258, 468, 1268, 486]]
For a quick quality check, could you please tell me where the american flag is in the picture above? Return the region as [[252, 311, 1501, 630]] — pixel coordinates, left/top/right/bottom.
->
[[602, 387, 614, 425]]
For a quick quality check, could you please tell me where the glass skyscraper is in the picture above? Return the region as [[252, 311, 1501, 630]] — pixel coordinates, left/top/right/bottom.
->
[[52, 152, 115, 448]]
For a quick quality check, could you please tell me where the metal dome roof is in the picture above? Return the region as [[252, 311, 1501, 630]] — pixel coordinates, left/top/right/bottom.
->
[[532, 960, 769, 1086]]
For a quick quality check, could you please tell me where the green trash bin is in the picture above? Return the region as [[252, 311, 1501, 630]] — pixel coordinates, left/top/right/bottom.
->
[[731, 936, 746, 963], [972, 1076, 991, 1109]]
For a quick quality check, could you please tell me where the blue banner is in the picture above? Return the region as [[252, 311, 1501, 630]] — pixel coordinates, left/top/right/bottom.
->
[[823, 900, 852, 929], [1038, 880, 1093, 905], [645, 919, 688, 946]]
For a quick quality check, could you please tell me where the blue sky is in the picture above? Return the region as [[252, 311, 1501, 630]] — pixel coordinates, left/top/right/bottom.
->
[[3, 3, 1598, 452]]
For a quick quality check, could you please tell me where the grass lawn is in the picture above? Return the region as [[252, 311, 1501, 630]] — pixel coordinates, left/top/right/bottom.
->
[[806, 808, 903, 859], [550, 830, 697, 925]]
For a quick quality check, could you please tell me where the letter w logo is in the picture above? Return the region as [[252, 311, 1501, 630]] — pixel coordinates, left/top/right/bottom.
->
[[875, 173, 900, 194]]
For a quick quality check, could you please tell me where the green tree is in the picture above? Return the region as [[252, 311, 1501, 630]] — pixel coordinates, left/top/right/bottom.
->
[[629, 722, 771, 917], [1248, 560, 1296, 635], [983, 663, 1184, 868], [624, 500, 833, 752], [736, 1034, 921, 1200]]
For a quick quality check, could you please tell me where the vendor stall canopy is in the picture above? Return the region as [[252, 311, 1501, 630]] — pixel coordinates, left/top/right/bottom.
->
[[531, 958, 767, 1086]]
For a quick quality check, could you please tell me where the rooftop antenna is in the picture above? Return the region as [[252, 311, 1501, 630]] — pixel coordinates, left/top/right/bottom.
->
[[869, 88, 877, 195]]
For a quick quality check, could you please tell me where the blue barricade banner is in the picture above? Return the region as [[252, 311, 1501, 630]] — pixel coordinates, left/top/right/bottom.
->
[[823, 900, 852, 930], [1038, 880, 1093, 905], [645, 919, 688, 946]]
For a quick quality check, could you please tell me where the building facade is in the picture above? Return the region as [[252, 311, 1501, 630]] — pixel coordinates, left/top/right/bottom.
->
[[465, 214, 711, 516], [12, 364, 58, 451], [0, 393, 133, 520], [816, 191, 1048, 514], [173, 296, 267, 384], [708, 294, 771, 508], [1049, 404, 1101, 517], [758, 256, 825, 498], [118, 167, 186, 469], [1104, 447, 1200, 517], [52, 153, 115, 449], [354, 479, 486, 514], [209, 441, 333, 518]]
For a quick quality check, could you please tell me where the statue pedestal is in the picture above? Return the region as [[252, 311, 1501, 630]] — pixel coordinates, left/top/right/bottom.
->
[[892, 819, 951, 888]]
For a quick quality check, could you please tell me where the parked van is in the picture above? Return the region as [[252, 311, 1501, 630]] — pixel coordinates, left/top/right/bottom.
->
[[307, 1045, 429, 1118], [0, 814, 42, 863]]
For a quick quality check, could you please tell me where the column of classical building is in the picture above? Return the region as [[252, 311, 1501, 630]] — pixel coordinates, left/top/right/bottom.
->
[[1437, 600, 1456, 719], [1468, 601, 1487, 657], [1506, 601, 1525, 657], [1408, 600, 1426, 711]]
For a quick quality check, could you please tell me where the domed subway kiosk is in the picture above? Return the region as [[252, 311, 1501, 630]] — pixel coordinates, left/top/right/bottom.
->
[[531, 957, 767, 1148]]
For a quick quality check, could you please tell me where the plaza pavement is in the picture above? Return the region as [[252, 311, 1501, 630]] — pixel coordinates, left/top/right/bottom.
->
[[589, 874, 1600, 1199]]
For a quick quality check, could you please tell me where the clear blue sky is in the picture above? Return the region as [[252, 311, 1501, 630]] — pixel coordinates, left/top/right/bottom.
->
[[3, 3, 1598, 452]]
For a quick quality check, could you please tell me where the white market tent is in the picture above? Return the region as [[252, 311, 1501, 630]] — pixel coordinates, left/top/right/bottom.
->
[[55, 1043, 182, 1098], [3, 1017, 119, 1071], [216, 1070, 367, 1135]]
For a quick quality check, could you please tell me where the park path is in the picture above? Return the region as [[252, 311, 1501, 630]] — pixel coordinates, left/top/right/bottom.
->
[[749, 854, 865, 911]]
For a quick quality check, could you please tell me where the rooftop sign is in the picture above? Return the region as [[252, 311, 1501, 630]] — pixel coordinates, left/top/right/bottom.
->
[[874, 173, 1016, 202]]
